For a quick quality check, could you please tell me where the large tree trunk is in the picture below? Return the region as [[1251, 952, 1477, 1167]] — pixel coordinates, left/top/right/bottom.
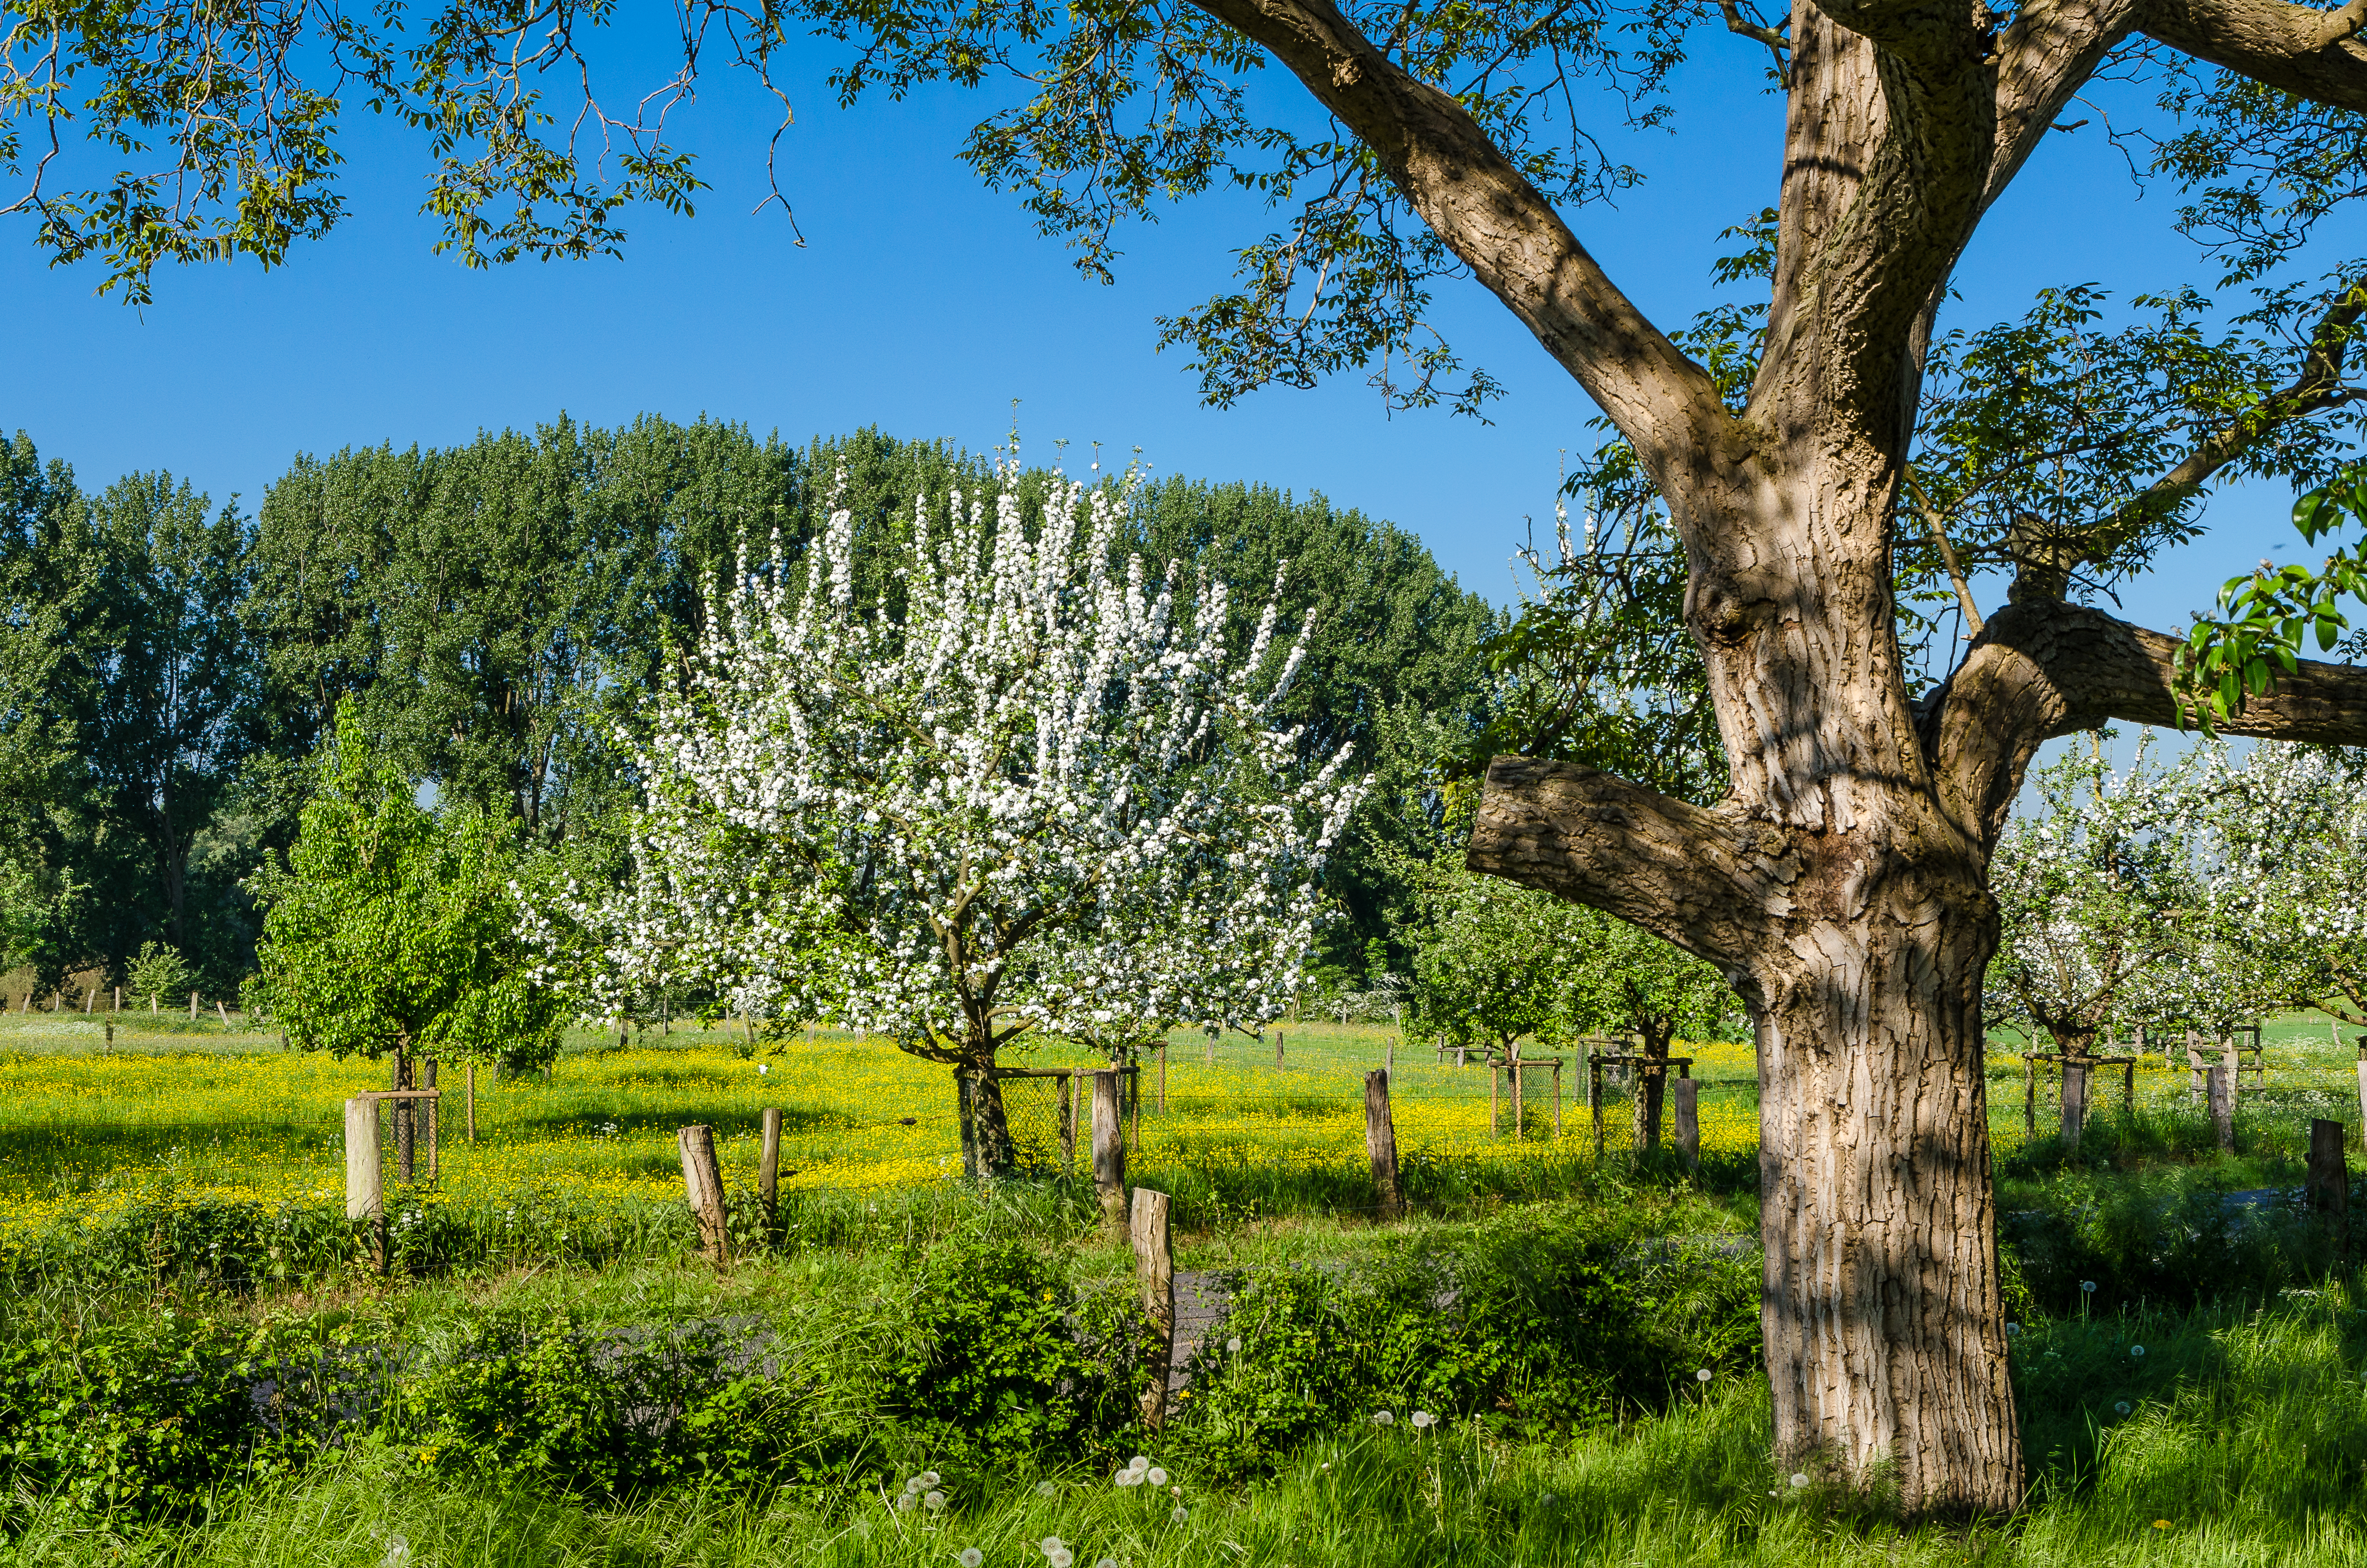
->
[[1753, 860, 2016, 1505], [954, 1062, 1017, 1180]]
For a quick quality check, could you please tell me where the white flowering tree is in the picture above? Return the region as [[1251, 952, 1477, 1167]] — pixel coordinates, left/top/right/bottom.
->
[[2193, 742, 2367, 1039], [546, 455, 1361, 1176]]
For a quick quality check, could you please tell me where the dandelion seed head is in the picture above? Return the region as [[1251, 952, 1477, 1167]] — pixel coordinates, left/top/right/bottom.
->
[[1145, 1467, 1167, 1487], [925, 1491, 947, 1512], [1790, 1473, 1810, 1488], [1695, 1368, 1712, 1383], [1171, 1507, 1189, 1524], [960, 1552, 984, 1568], [1226, 1337, 1242, 1354], [1037, 1481, 1057, 1498]]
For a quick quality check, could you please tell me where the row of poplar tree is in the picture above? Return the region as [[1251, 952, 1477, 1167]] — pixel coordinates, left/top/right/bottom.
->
[[0, 417, 1498, 999]]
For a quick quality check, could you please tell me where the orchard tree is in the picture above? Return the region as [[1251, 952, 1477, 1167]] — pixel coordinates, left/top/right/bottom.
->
[[553, 458, 1361, 1177], [1988, 735, 2225, 1056], [2194, 739, 2367, 1035], [1404, 865, 1572, 1061], [31, 0, 2367, 1515], [1559, 905, 1742, 1148], [255, 725, 567, 1101]]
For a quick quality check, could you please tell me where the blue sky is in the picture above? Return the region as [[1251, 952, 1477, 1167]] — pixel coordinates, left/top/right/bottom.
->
[[0, 29, 2324, 650]]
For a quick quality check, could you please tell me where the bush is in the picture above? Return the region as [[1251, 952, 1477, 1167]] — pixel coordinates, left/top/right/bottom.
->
[[391, 1313, 860, 1502], [1169, 1208, 1759, 1477], [881, 1238, 1152, 1468], [2001, 1167, 2353, 1313]]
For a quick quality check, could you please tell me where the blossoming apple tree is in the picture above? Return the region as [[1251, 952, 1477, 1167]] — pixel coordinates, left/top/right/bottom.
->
[[551, 457, 1361, 1176]]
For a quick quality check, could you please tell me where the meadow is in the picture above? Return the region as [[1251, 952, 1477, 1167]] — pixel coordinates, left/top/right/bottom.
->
[[1, 1010, 2364, 1567]]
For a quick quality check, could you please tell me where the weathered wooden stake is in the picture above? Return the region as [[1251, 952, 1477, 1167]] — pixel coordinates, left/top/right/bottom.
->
[[1092, 1070, 1127, 1233], [760, 1105, 783, 1239], [1590, 1052, 1604, 1160], [215, 1000, 231, 1029], [1510, 1042, 1524, 1138], [1059, 1071, 1078, 1169], [2306, 1118, 2349, 1241], [1489, 1052, 1499, 1138], [1130, 1187, 1175, 1427], [2061, 1058, 2087, 1152], [1552, 1059, 1563, 1138], [2209, 1062, 2235, 1153], [1674, 1076, 1700, 1171], [1385, 1036, 1394, 1076], [2357, 1045, 2367, 1153], [677, 1123, 729, 1268], [111, 986, 119, 1013], [2023, 1051, 2036, 1138], [81, 987, 92, 1013], [1157, 1044, 1168, 1113], [1364, 1069, 1401, 1220], [345, 1095, 385, 1269], [1274, 1031, 1285, 1071], [422, 1060, 440, 1182], [466, 1061, 477, 1143], [188, 990, 198, 1021], [391, 1054, 415, 1184]]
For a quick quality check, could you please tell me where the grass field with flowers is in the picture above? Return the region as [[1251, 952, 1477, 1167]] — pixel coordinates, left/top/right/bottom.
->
[[2, 1006, 2363, 1259]]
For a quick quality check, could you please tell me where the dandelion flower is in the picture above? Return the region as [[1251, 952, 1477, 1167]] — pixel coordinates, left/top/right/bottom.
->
[[2080, 1280, 2097, 1294], [2130, 1344, 2146, 1358], [1130, 1455, 1150, 1472], [925, 1491, 947, 1512], [1790, 1473, 1810, 1488], [1372, 1409, 1395, 1426], [1050, 1553, 1073, 1568], [960, 1553, 985, 1568], [383, 1540, 412, 1568], [1039, 1539, 1065, 1556], [1226, 1337, 1242, 1354], [923, 1471, 942, 1486], [1695, 1368, 1713, 1383], [1037, 1481, 1057, 1498], [1098, 1560, 1119, 1568], [1172, 1507, 1189, 1524], [1410, 1411, 1434, 1429], [2154, 1520, 2172, 1530], [2114, 1402, 2131, 1416], [1146, 1467, 1168, 1487], [2005, 1323, 2020, 1337]]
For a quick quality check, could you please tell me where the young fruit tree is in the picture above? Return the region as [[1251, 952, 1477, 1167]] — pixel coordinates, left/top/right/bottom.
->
[[253, 729, 568, 1107], [556, 461, 1361, 1177], [32, 0, 2367, 1516]]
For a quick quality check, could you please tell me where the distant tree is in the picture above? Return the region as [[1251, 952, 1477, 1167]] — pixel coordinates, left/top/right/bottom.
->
[[255, 722, 565, 1092], [1985, 735, 2256, 1058], [557, 458, 1361, 1177], [1559, 907, 1742, 1149], [124, 940, 193, 1012], [1404, 864, 1573, 1063]]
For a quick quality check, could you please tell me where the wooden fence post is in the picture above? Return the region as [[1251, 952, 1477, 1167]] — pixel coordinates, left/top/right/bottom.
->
[[391, 1054, 415, 1184], [2209, 1062, 2235, 1153], [1553, 1059, 1563, 1138], [1157, 1044, 1168, 1114], [111, 986, 119, 1013], [345, 1096, 385, 1269], [422, 1060, 440, 1183], [2306, 1118, 2349, 1242], [466, 1061, 478, 1144], [2061, 1058, 2087, 1152], [677, 1124, 730, 1268], [1510, 1042, 1525, 1138], [1274, 1031, 1285, 1071], [2023, 1052, 2036, 1138], [1364, 1069, 1401, 1220], [1489, 1054, 1499, 1138], [1130, 1187, 1175, 1428], [1060, 1071, 1078, 1169], [1674, 1077, 1700, 1171], [2356, 1043, 2367, 1153], [1590, 1052, 1604, 1161], [760, 1106, 783, 1241], [1385, 1036, 1395, 1077], [187, 990, 197, 1022], [1092, 1070, 1127, 1233]]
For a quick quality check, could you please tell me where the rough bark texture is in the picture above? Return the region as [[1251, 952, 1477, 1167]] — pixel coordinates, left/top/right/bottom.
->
[[1187, 0, 2367, 1521]]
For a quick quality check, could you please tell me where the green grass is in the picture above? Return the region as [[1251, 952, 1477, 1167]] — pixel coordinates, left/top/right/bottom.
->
[[4, 1287, 2362, 1567]]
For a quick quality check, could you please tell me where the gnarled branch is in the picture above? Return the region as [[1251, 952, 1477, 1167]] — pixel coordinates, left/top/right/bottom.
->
[[1926, 598, 2367, 850], [2142, 0, 2367, 112], [1181, 0, 1737, 485], [1466, 754, 1799, 970]]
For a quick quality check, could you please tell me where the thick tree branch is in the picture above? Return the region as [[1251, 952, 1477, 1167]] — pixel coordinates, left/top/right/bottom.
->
[[1719, 0, 1795, 82], [2142, 0, 2367, 111], [1467, 754, 1802, 970], [1183, 0, 1738, 485], [1925, 598, 2367, 849], [1988, 1, 2146, 212]]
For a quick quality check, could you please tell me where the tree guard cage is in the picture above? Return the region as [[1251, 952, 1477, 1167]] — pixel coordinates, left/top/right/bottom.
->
[[990, 1065, 1140, 1175], [1585, 1044, 1693, 1161]]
